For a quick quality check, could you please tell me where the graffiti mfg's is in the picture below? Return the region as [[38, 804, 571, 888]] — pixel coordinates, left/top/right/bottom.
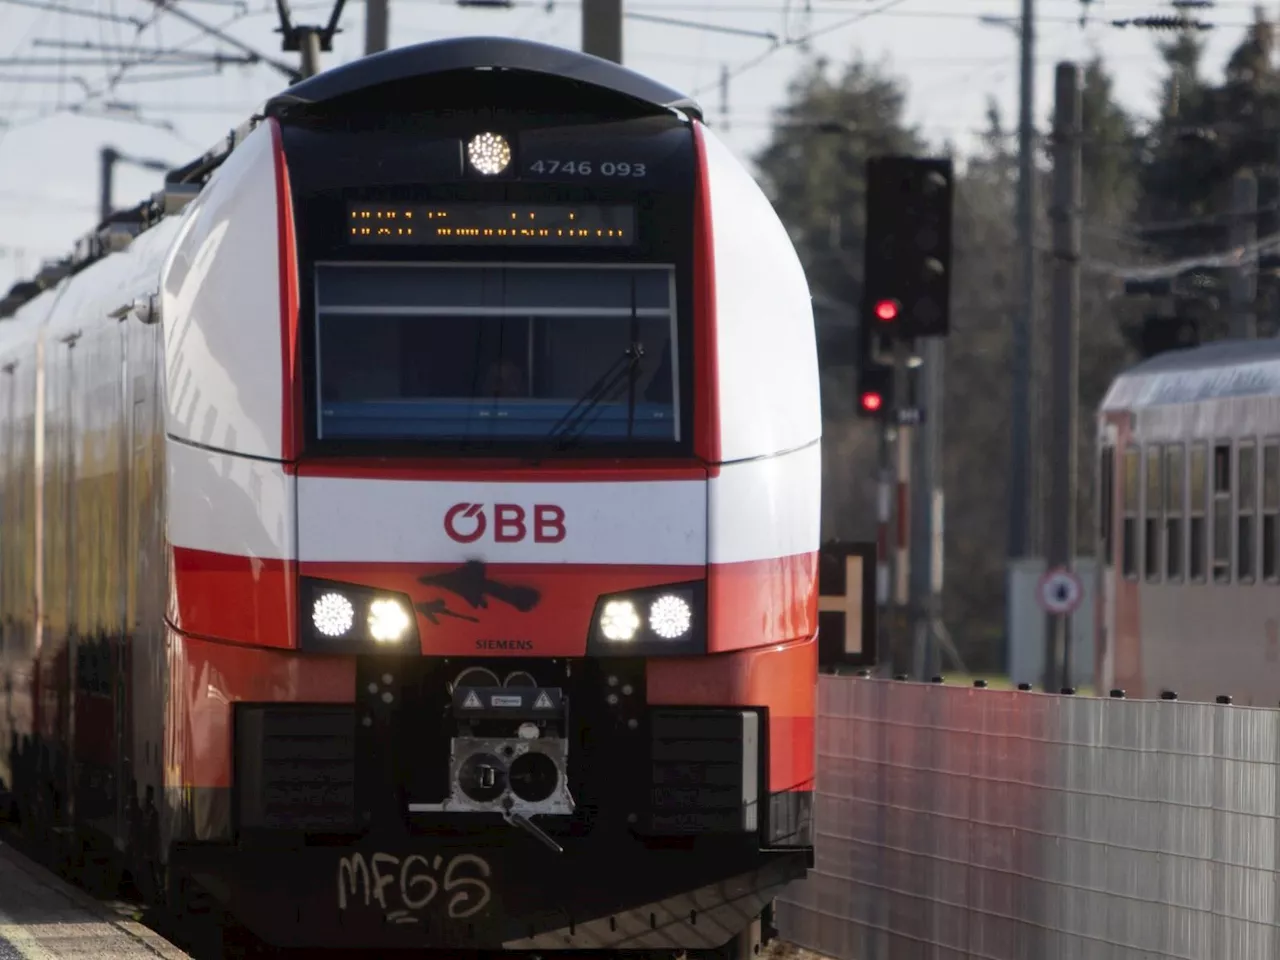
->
[[336, 851, 492, 924]]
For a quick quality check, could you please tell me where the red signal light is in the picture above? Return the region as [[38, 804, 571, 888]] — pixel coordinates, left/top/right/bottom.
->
[[860, 391, 884, 412], [873, 299, 900, 323]]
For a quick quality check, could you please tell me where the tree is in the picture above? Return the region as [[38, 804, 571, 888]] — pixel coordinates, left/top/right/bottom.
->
[[1057, 58, 1142, 614], [1129, 12, 1280, 345], [753, 55, 927, 544], [934, 103, 1019, 661], [755, 55, 927, 311], [751, 47, 1140, 671]]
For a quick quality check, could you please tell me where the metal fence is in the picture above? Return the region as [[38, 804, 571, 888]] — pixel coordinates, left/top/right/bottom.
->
[[776, 675, 1280, 960]]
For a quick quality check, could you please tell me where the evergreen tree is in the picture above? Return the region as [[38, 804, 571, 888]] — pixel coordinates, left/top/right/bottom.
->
[[751, 48, 1140, 667], [752, 55, 927, 544], [1132, 11, 1280, 343]]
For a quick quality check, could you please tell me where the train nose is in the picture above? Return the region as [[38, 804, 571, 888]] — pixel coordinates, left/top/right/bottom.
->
[[294, 471, 710, 658]]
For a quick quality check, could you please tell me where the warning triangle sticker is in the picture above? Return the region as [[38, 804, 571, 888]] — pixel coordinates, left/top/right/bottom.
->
[[533, 691, 553, 710], [462, 690, 482, 709]]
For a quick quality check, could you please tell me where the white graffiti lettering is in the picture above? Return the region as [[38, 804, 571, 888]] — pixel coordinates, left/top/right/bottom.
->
[[336, 851, 492, 923]]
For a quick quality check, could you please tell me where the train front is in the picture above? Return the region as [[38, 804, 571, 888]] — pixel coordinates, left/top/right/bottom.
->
[[164, 37, 821, 953]]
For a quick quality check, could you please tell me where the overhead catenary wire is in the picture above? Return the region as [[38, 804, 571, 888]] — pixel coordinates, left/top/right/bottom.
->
[[0, 0, 1263, 193], [0, 0, 276, 135], [140, 0, 300, 78], [1082, 229, 1280, 281], [0, 0, 145, 27], [691, 0, 912, 96]]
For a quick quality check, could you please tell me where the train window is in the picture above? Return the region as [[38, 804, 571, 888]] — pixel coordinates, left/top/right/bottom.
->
[[1189, 442, 1207, 581], [1165, 444, 1184, 581], [1099, 445, 1114, 565], [312, 263, 680, 444], [1264, 442, 1279, 581], [1212, 441, 1232, 583], [1122, 446, 1139, 579], [1145, 445, 1162, 581], [1238, 442, 1256, 583]]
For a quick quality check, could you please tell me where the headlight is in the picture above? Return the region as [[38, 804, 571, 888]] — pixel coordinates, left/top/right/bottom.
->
[[588, 581, 705, 657], [467, 132, 511, 176], [369, 598, 412, 643], [649, 594, 692, 639], [312, 592, 355, 637], [300, 578, 420, 653], [599, 600, 641, 641]]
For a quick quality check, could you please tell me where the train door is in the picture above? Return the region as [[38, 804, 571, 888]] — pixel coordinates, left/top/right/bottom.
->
[[124, 317, 164, 891], [67, 319, 127, 853], [116, 319, 131, 852], [47, 329, 78, 831], [63, 329, 83, 832], [0, 361, 12, 797]]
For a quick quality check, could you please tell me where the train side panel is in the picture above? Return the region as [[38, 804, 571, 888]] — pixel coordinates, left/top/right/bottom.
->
[[695, 121, 820, 652], [695, 123, 821, 464], [0, 307, 43, 816], [160, 120, 298, 658], [0, 214, 178, 871], [687, 123, 820, 814], [160, 121, 288, 463]]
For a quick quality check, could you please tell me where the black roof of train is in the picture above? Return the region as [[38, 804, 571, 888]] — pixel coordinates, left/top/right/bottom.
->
[[263, 36, 703, 120]]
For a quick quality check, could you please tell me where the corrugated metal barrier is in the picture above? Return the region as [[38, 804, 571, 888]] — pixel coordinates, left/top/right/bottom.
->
[[775, 675, 1280, 960]]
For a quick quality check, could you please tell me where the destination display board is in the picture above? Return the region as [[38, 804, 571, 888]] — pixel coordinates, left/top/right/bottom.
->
[[346, 202, 635, 247]]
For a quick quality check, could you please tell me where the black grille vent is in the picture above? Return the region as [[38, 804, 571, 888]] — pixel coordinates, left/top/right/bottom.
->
[[235, 705, 357, 831], [647, 708, 758, 834]]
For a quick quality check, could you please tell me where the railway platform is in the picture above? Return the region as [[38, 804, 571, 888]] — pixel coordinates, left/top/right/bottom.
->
[[0, 841, 188, 960]]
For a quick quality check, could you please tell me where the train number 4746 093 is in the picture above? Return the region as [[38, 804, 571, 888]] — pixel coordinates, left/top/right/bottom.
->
[[527, 160, 647, 177]]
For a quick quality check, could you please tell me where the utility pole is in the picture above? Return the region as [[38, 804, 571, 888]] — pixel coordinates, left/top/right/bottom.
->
[[1043, 62, 1081, 694], [1228, 168, 1257, 339], [274, 0, 348, 80], [892, 340, 912, 673], [910, 338, 943, 680], [299, 29, 323, 78], [100, 146, 116, 226], [365, 0, 389, 54], [582, 0, 623, 62], [875, 425, 892, 669], [1007, 0, 1036, 656], [719, 64, 730, 131], [99, 146, 172, 224]]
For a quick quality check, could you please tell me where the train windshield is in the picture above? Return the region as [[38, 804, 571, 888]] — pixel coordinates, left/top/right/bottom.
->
[[279, 101, 697, 456], [314, 262, 678, 443]]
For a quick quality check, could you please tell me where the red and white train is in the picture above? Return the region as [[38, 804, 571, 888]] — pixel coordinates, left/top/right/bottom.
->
[[1096, 338, 1280, 705], [0, 37, 823, 953]]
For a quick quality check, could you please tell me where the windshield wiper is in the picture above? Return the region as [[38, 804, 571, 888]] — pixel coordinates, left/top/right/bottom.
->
[[529, 342, 644, 461]]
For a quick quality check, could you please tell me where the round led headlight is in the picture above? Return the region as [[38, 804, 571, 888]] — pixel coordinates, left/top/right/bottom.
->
[[467, 132, 511, 176], [649, 594, 692, 639], [599, 599, 641, 642], [312, 592, 354, 637], [368, 597, 411, 643]]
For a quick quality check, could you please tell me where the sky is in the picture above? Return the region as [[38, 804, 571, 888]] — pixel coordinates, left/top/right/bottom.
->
[[0, 0, 1271, 290]]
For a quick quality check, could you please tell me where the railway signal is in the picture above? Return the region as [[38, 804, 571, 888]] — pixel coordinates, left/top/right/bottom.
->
[[855, 363, 892, 419], [855, 295, 893, 420], [872, 298, 900, 324], [863, 156, 954, 340]]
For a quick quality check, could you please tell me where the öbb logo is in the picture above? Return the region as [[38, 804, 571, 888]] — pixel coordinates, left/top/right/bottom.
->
[[443, 503, 566, 545]]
